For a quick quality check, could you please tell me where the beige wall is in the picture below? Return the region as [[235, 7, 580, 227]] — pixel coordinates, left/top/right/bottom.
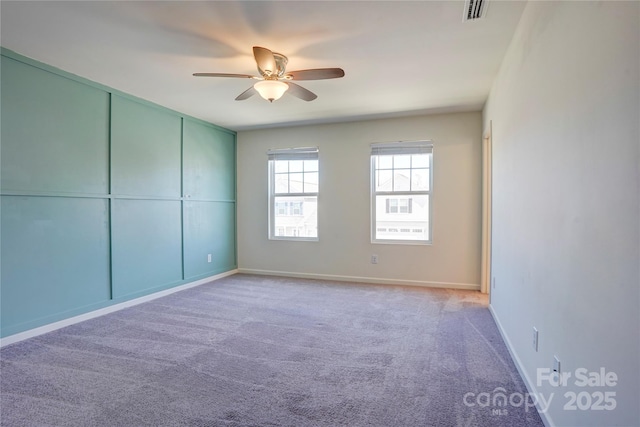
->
[[483, 2, 639, 426], [237, 112, 483, 288]]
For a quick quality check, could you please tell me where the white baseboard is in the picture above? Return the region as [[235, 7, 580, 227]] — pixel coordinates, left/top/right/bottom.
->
[[0, 269, 238, 348], [238, 268, 480, 291], [489, 304, 555, 427]]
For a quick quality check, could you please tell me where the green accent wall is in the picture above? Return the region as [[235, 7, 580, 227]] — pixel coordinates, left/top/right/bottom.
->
[[111, 95, 182, 198], [1, 197, 111, 326], [183, 119, 236, 201], [111, 199, 183, 298], [0, 49, 237, 338], [1, 56, 109, 194], [184, 201, 236, 279]]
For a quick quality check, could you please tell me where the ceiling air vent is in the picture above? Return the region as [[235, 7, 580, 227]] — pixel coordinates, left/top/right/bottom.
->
[[463, 0, 488, 21]]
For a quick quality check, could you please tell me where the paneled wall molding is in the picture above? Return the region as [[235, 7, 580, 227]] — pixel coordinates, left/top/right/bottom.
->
[[0, 191, 110, 199], [0, 47, 235, 138], [0, 48, 237, 338], [0, 190, 237, 203]]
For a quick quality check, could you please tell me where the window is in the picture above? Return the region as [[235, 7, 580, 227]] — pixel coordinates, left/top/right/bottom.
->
[[371, 141, 432, 243], [268, 147, 319, 240]]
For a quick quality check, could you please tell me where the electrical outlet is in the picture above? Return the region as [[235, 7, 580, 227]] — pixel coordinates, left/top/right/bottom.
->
[[371, 254, 378, 264], [553, 355, 561, 374], [492, 277, 496, 289], [207, 254, 212, 263], [532, 327, 538, 351]]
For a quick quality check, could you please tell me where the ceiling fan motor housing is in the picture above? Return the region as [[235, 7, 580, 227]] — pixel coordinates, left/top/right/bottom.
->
[[265, 52, 288, 78]]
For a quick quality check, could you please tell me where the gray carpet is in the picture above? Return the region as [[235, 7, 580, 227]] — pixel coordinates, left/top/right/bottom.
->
[[1, 274, 544, 426]]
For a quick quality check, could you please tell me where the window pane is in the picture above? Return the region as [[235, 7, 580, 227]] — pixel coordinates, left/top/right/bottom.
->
[[378, 155, 393, 169], [289, 160, 303, 172], [411, 154, 429, 168], [376, 170, 393, 191], [274, 196, 317, 238], [274, 174, 289, 194], [411, 168, 430, 191], [393, 170, 410, 191], [375, 194, 429, 241], [394, 155, 411, 169], [304, 160, 318, 172], [304, 172, 318, 193], [289, 173, 304, 192], [274, 160, 288, 173]]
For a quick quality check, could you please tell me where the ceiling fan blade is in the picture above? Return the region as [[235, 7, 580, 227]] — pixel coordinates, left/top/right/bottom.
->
[[193, 73, 254, 78], [286, 68, 345, 81], [286, 82, 317, 101], [235, 86, 257, 101], [253, 46, 277, 76]]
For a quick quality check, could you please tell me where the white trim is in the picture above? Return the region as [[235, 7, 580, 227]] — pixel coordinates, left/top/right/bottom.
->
[[481, 121, 493, 294], [489, 305, 555, 427], [0, 269, 239, 348], [370, 148, 433, 245], [238, 268, 479, 290], [268, 154, 319, 241]]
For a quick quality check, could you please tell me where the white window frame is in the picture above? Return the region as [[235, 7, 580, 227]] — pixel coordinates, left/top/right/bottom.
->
[[267, 147, 319, 241], [370, 141, 433, 245]]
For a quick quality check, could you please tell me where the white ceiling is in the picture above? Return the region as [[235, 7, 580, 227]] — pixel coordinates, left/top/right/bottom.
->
[[1, 1, 526, 131]]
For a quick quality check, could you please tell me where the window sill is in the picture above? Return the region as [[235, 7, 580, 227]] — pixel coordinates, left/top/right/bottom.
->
[[371, 239, 431, 246], [269, 236, 319, 242]]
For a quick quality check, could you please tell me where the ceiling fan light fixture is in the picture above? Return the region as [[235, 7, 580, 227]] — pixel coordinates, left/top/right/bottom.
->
[[254, 80, 289, 102], [194, 46, 344, 102]]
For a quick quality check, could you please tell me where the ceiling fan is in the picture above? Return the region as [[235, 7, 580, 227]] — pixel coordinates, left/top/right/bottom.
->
[[193, 46, 345, 103]]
